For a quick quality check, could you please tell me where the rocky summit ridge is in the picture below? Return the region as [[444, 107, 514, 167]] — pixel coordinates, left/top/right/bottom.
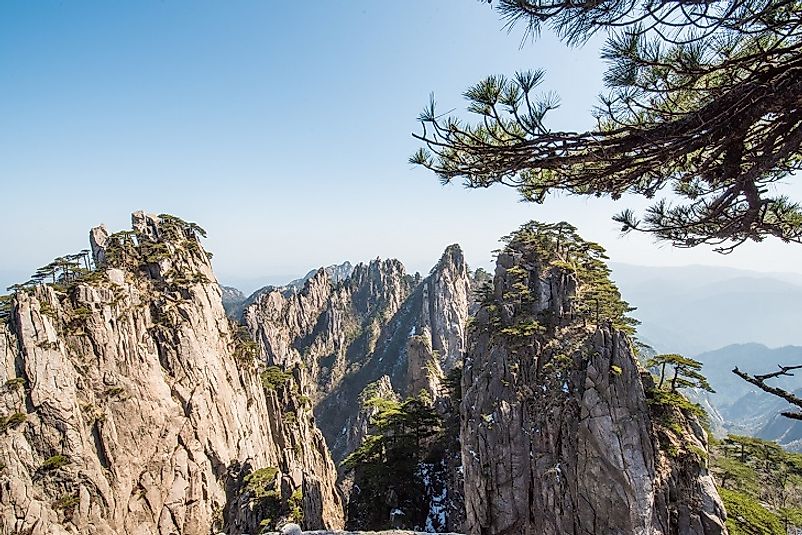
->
[[0, 213, 730, 535], [243, 244, 471, 464]]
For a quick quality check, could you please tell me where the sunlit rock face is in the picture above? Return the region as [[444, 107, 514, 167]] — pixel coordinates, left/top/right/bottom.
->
[[0, 212, 343, 535], [244, 245, 472, 532], [461, 222, 727, 535], [244, 244, 471, 462]]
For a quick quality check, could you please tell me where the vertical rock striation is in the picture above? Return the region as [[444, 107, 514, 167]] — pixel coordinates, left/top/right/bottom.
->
[[461, 221, 727, 535], [0, 212, 342, 535], [243, 246, 473, 532], [244, 245, 472, 462]]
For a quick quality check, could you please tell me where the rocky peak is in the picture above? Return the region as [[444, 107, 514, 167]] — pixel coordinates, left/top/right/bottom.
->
[[346, 258, 412, 320], [227, 262, 356, 321], [461, 221, 726, 535], [221, 285, 246, 316], [416, 244, 471, 378], [0, 212, 343, 534], [89, 224, 109, 267], [243, 247, 472, 464]]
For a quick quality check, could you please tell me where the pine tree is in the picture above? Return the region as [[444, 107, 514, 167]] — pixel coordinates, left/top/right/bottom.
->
[[647, 354, 715, 393], [412, 0, 802, 253]]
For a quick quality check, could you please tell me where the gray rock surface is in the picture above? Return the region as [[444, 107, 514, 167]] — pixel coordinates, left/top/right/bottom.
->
[[229, 262, 356, 320], [244, 246, 471, 462], [461, 224, 727, 535], [0, 212, 343, 534]]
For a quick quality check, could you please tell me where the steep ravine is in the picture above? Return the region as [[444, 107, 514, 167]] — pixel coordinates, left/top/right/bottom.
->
[[0, 212, 342, 535]]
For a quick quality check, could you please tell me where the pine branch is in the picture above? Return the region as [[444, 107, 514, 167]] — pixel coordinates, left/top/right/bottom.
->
[[733, 365, 802, 421]]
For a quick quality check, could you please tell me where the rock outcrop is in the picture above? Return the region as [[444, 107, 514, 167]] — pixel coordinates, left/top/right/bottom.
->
[[244, 246, 472, 462], [461, 221, 727, 535], [244, 246, 472, 533], [227, 263, 356, 321], [0, 212, 343, 535]]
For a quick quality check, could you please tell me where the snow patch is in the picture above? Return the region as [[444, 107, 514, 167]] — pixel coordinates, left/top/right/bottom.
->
[[418, 461, 448, 532]]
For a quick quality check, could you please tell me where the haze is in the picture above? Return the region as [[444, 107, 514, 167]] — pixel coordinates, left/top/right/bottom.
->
[[3, 1, 802, 294]]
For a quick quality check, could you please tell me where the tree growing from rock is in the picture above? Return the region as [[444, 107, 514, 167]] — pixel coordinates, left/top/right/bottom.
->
[[342, 393, 443, 531], [647, 354, 715, 393]]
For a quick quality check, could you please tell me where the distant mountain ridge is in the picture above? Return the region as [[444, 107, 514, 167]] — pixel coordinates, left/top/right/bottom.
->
[[610, 263, 802, 354], [690, 343, 802, 450]]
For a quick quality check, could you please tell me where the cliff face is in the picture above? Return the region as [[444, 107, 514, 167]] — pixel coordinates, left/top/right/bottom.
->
[[0, 212, 342, 535], [244, 246, 472, 533], [461, 222, 727, 535], [244, 245, 472, 462]]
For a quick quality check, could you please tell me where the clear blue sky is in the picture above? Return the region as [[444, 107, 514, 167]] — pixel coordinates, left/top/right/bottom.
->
[[3, 0, 802, 293]]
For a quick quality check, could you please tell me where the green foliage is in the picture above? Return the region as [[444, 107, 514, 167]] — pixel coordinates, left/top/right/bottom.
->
[[38, 301, 56, 319], [139, 241, 171, 264], [720, 489, 784, 535], [20, 251, 94, 290], [244, 466, 279, 500], [52, 493, 80, 513], [500, 319, 545, 338], [157, 214, 207, 241], [482, 221, 639, 338], [342, 393, 444, 530], [687, 444, 709, 463], [260, 366, 292, 390], [714, 456, 761, 496], [41, 455, 69, 471], [647, 389, 708, 422], [712, 435, 802, 533], [5, 377, 26, 390], [647, 353, 714, 393], [242, 466, 304, 532], [71, 306, 92, 318], [232, 322, 260, 364], [0, 294, 12, 322], [413, 1, 802, 251], [288, 488, 303, 524], [282, 410, 297, 426], [1, 412, 27, 432], [643, 353, 713, 434]]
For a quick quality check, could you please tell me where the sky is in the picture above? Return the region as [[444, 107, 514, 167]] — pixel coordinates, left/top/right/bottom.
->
[[3, 1, 802, 294]]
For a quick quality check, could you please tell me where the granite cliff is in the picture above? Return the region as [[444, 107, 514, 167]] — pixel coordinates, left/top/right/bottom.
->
[[0, 212, 342, 535], [243, 246, 471, 532], [461, 222, 727, 535], [243, 245, 471, 462], [0, 214, 734, 535]]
